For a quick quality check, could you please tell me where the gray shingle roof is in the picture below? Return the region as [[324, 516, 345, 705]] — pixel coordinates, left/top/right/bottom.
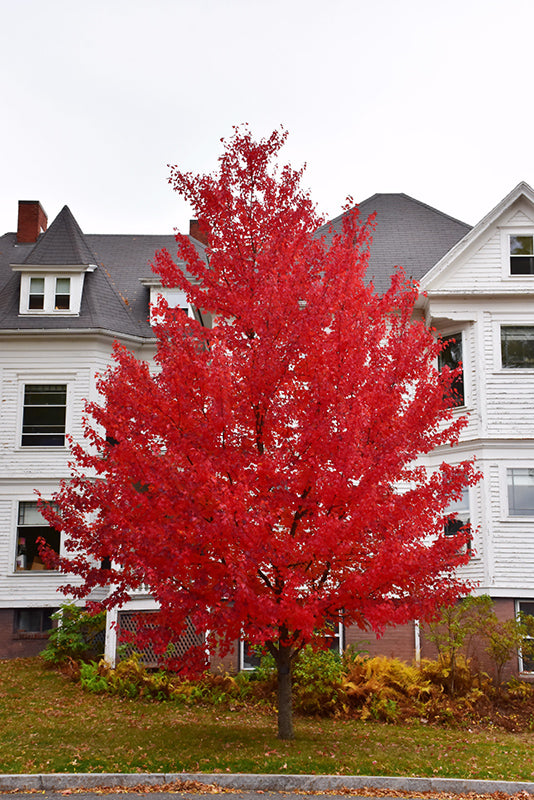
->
[[315, 193, 472, 293], [0, 194, 470, 338], [0, 208, 204, 339], [20, 205, 98, 267]]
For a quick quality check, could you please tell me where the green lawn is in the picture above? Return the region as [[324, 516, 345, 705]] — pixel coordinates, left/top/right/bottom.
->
[[1, 658, 534, 779]]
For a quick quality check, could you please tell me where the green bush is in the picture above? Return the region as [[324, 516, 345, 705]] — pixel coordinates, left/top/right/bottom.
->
[[292, 645, 344, 715], [41, 603, 106, 666]]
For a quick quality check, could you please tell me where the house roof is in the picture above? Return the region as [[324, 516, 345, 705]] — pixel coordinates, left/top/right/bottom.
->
[[0, 193, 472, 338], [0, 206, 204, 339], [315, 193, 472, 293], [18, 205, 98, 267]]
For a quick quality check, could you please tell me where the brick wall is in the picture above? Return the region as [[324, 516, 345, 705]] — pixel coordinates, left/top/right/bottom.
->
[[0, 609, 49, 659]]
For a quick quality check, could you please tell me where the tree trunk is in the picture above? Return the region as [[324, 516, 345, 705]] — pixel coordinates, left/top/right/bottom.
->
[[276, 644, 294, 740]]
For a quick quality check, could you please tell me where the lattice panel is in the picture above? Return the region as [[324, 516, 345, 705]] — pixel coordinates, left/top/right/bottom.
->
[[117, 611, 204, 668]]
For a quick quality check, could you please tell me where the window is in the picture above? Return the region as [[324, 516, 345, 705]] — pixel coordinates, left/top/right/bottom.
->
[[501, 326, 534, 368], [54, 277, 70, 310], [518, 601, 534, 672], [19, 274, 80, 314], [444, 488, 471, 550], [21, 384, 66, 447], [240, 641, 263, 671], [239, 622, 343, 671], [28, 277, 45, 309], [16, 501, 60, 571], [510, 235, 534, 275], [438, 334, 464, 406], [14, 607, 57, 635], [507, 468, 534, 516]]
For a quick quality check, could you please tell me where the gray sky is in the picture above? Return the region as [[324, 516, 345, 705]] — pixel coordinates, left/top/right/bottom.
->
[[1, 0, 532, 237]]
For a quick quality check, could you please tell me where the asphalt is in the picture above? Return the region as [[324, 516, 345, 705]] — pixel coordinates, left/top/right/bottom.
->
[[0, 773, 533, 795]]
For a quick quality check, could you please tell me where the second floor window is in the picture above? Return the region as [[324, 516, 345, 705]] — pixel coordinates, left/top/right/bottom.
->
[[501, 326, 534, 368], [438, 334, 464, 407], [21, 384, 67, 447]]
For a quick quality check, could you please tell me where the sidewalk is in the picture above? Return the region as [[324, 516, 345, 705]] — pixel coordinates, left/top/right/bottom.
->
[[0, 773, 534, 795]]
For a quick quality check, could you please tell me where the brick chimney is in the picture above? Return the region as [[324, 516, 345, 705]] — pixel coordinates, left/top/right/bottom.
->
[[189, 219, 208, 246], [17, 200, 48, 243]]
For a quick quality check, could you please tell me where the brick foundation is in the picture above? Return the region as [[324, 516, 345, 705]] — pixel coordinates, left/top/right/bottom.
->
[[0, 609, 50, 659]]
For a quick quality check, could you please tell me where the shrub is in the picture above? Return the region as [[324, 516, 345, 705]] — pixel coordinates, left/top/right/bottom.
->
[[41, 603, 106, 666], [292, 646, 344, 715]]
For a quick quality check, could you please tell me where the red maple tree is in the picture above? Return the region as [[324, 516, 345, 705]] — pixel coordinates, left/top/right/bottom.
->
[[44, 128, 476, 739]]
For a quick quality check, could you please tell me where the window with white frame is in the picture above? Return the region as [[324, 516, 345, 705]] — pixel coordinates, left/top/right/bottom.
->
[[21, 384, 67, 447], [438, 333, 464, 407], [22, 275, 72, 313], [507, 468, 534, 516], [16, 270, 90, 315], [444, 487, 471, 551], [15, 501, 60, 572], [510, 235, 534, 275], [517, 601, 534, 672], [501, 326, 534, 368], [149, 287, 192, 326], [28, 277, 45, 309], [54, 277, 71, 310]]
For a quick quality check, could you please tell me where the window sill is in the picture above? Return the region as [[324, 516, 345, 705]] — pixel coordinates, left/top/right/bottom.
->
[[18, 311, 79, 317], [11, 570, 59, 576]]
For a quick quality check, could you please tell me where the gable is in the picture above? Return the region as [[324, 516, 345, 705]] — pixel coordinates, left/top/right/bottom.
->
[[421, 185, 534, 296]]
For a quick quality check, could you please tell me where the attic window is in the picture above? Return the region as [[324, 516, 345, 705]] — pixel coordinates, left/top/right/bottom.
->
[[29, 278, 45, 310], [19, 274, 81, 315], [55, 278, 70, 310], [510, 235, 534, 275]]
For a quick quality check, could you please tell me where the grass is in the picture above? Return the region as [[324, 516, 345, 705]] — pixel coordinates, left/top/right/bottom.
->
[[1, 658, 534, 779]]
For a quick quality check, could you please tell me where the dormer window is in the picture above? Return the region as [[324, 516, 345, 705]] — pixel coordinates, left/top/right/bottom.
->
[[510, 235, 534, 275], [27, 276, 71, 311], [140, 278, 194, 326], [55, 278, 71, 310], [29, 278, 45, 309], [15, 271, 88, 316]]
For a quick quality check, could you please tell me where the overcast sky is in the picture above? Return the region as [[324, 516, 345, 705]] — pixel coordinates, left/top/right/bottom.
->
[[1, 0, 532, 238]]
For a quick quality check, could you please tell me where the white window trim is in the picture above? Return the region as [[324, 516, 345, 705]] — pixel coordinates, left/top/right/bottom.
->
[[491, 317, 534, 372], [436, 326, 468, 409], [500, 229, 534, 281], [15, 373, 75, 451], [498, 323, 534, 371], [11, 497, 62, 576], [516, 600, 534, 674], [148, 287, 193, 327], [17, 272, 87, 316], [502, 465, 534, 520]]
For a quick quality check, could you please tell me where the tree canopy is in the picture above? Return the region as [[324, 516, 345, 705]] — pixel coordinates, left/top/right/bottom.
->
[[43, 128, 477, 738]]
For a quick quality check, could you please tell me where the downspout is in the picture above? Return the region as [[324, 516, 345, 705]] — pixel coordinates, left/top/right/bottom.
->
[[414, 619, 421, 664]]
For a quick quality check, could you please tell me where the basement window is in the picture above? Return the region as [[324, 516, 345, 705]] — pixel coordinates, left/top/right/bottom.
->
[[14, 607, 57, 636]]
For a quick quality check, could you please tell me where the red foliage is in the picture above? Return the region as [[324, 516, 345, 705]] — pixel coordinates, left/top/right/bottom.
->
[[43, 127, 477, 679]]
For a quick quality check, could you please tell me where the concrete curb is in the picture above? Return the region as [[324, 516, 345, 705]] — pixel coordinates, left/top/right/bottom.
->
[[0, 773, 534, 795]]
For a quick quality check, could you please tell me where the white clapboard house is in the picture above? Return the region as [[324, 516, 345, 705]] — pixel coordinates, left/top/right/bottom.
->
[[1, 185, 534, 676]]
